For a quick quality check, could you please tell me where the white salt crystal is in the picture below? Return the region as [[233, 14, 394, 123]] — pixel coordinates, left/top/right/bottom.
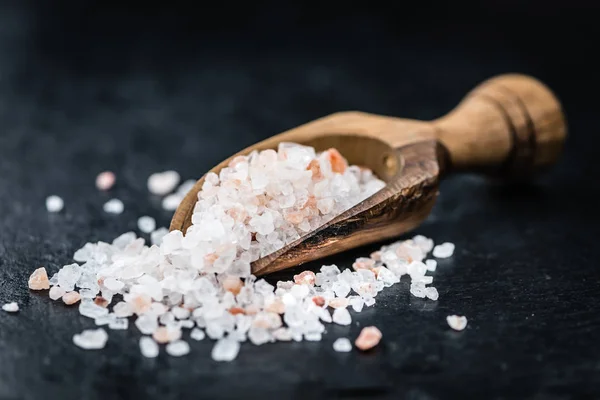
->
[[166, 340, 190, 357], [79, 300, 109, 319], [272, 328, 293, 341], [248, 327, 271, 345], [376, 266, 400, 287], [364, 297, 376, 307], [425, 259, 437, 272], [447, 315, 467, 331], [349, 297, 364, 312], [135, 314, 158, 334], [410, 284, 426, 298], [113, 301, 134, 317], [148, 170, 180, 195], [49, 286, 66, 300], [333, 338, 352, 352], [206, 323, 225, 340], [2, 302, 18, 312], [407, 261, 427, 277], [46, 195, 64, 212], [103, 199, 124, 214], [190, 328, 206, 341], [171, 307, 190, 320], [162, 194, 182, 211], [139, 337, 159, 358], [150, 227, 169, 245], [425, 287, 439, 301], [332, 308, 351, 325], [73, 328, 108, 350], [433, 242, 455, 258], [103, 277, 125, 292], [332, 281, 351, 298], [137, 216, 156, 233], [304, 332, 322, 341], [109, 318, 129, 330], [211, 338, 241, 362]]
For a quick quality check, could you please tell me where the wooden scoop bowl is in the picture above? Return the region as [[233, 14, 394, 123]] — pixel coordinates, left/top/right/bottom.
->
[[170, 74, 566, 276]]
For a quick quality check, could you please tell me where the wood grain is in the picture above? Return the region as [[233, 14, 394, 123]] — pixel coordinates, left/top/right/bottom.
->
[[170, 74, 566, 275]]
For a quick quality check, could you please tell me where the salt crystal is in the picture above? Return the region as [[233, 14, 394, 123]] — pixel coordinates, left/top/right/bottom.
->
[[103, 199, 124, 214], [409, 284, 426, 298], [212, 338, 241, 362], [332, 281, 350, 298], [355, 326, 382, 350], [433, 242, 455, 258], [28, 267, 50, 290], [293, 270, 316, 286], [63, 291, 81, 305], [73, 328, 108, 350], [328, 298, 349, 309], [425, 287, 439, 301], [349, 297, 364, 312], [248, 327, 271, 345], [49, 286, 66, 300], [162, 194, 182, 211], [333, 338, 352, 352], [103, 277, 125, 292], [190, 328, 206, 341], [79, 299, 109, 319], [171, 307, 191, 320], [135, 314, 158, 334], [137, 216, 156, 233], [109, 318, 129, 330], [150, 227, 169, 245], [152, 326, 182, 343], [113, 301, 134, 317], [166, 340, 190, 357], [2, 302, 18, 312], [376, 266, 400, 287], [139, 337, 159, 358], [332, 308, 351, 325], [96, 171, 116, 191], [272, 327, 293, 341], [407, 261, 427, 277], [180, 320, 195, 329], [304, 332, 322, 341], [148, 170, 180, 195], [425, 259, 437, 272], [46, 195, 64, 212], [447, 315, 467, 331]]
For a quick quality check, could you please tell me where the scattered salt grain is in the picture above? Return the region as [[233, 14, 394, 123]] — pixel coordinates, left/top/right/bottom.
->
[[103, 199, 124, 214], [446, 315, 467, 331], [355, 326, 382, 351], [96, 171, 116, 191], [2, 302, 18, 312], [161, 194, 182, 211], [166, 340, 190, 357], [190, 328, 206, 341], [333, 338, 352, 352], [46, 195, 64, 212], [332, 308, 351, 325], [28, 267, 50, 290], [139, 337, 159, 358], [433, 242, 455, 258], [73, 328, 108, 350], [212, 338, 241, 362], [148, 170, 180, 195], [135, 314, 158, 335], [109, 318, 129, 330], [425, 287, 439, 301], [425, 259, 437, 272], [137, 216, 156, 233]]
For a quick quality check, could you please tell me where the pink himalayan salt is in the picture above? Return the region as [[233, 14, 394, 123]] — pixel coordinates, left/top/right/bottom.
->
[[63, 291, 81, 305], [306, 159, 324, 181], [222, 276, 244, 295], [355, 326, 382, 351], [153, 326, 182, 344], [370, 251, 382, 261], [324, 148, 347, 173], [328, 298, 349, 309], [264, 299, 286, 314], [228, 307, 245, 315], [284, 211, 304, 225], [28, 267, 50, 290], [95, 171, 116, 191], [131, 294, 152, 315], [94, 296, 109, 308], [293, 270, 316, 286], [312, 296, 326, 307], [352, 257, 376, 271]]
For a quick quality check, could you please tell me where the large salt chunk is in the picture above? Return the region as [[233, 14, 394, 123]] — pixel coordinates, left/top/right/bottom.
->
[[433, 242, 455, 258], [332, 281, 351, 298], [333, 338, 352, 352], [139, 337, 159, 358], [332, 308, 351, 325], [57, 264, 82, 291], [211, 338, 241, 362], [166, 340, 190, 357], [135, 314, 158, 334]]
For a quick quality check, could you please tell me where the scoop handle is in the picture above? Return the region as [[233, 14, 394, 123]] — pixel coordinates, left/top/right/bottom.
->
[[432, 74, 567, 178]]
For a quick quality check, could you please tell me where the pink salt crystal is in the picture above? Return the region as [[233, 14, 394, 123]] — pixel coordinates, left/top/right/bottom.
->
[[153, 326, 182, 344], [95, 171, 116, 191], [131, 294, 152, 315], [328, 298, 349, 309], [370, 251, 382, 261], [306, 159, 324, 181], [325, 148, 347, 173], [228, 307, 245, 315], [204, 253, 218, 265], [244, 304, 260, 315], [293, 271, 316, 286], [265, 298, 286, 314], [222, 276, 244, 295], [62, 291, 81, 305], [28, 267, 50, 290], [284, 211, 304, 225], [94, 296, 109, 308], [352, 257, 376, 271], [355, 326, 382, 351], [312, 296, 326, 307]]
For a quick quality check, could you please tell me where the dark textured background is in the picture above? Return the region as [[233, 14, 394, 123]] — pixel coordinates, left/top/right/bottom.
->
[[0, 1, 599, 399]]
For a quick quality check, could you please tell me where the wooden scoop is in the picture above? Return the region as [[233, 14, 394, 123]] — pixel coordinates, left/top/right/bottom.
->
[[170, 74, 566, 276]]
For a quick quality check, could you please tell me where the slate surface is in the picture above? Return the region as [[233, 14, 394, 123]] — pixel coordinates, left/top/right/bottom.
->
[[0, 2, 599, 399]]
